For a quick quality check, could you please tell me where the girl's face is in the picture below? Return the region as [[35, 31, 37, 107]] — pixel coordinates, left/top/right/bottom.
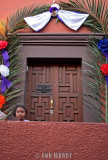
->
[[16, 107, 26, 121]]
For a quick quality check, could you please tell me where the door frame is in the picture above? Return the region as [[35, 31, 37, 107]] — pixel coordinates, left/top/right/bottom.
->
[[19, 33, 104, 122]]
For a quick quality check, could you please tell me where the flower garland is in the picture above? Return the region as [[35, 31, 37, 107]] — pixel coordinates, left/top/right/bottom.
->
[[0, 94, 6, 119], [0, 40, 12, 119], [97, 38, 108, 61], [100, 64, 108, 75], [0, 94, 5, 109], [0, 41, 8, 49], [97, 39, 108, 86], [0, 40, 12, 93]]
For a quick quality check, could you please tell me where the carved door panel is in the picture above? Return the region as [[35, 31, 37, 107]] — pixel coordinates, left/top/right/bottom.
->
[[26, 59, 83, 122], [57, 63, 82, 122]]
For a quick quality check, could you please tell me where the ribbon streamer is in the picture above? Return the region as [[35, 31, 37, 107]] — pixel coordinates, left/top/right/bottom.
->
[[2, 49, 10, 67], [1, 75, 12, 93], [24, 4, 89, 32], [103, 51, 108, 62]]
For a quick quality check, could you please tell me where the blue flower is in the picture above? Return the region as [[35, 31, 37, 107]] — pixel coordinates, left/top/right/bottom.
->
[[49, 7, 59, 13], [97, 38, 108, 52]]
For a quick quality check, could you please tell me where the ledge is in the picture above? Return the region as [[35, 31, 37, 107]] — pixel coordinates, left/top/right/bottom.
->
[[14, 33, 105, 46], [0, 121, 108, 160]]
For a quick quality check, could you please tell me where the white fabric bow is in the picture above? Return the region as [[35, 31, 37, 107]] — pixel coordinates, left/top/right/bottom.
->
[[24, 4, 89, 32]]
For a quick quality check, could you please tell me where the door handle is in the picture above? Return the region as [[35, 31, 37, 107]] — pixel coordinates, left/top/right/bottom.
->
[[50, 98, 53, 109]]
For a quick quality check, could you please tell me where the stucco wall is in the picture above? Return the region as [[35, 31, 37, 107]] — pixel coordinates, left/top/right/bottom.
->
[[0, 121, 108, 160]]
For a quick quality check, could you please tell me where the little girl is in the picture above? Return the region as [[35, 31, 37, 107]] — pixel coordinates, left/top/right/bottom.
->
[[13, 104, 29, 121]]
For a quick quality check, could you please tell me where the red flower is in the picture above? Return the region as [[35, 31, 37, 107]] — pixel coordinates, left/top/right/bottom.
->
[[100, 64, 108, 75], [0, 40, 8, 50], [0, 95, 5, 109]]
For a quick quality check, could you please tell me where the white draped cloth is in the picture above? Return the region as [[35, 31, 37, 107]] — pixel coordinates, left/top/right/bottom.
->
[[24, 4, 89, 32]]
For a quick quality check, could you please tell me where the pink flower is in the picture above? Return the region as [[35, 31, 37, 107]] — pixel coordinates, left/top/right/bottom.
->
[[100, 64, 108, 75], [0, 40, 8, 50]]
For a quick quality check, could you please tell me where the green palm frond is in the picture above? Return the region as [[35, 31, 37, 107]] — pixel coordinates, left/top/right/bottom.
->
[[6, 4, 50, 34], [60, 0, 108, 33], [0, 20, 6, 39], [0, 4, 52, 119], [83, 37, 107, 122], [0, 34, 24, 115]]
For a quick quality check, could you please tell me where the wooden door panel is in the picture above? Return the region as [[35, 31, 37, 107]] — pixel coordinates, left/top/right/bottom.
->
[[29, 96, 51, 121], [34, 97, 50, 121], [30, 97, 52, 121], [26, 63, 54, 121], [57, 63, 82, 122], [26, 59, 82, 122], [58, 97, 79, 122]]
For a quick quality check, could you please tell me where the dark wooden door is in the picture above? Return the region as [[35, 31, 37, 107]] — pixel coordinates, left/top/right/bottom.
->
[[26, 59, 83, 122]]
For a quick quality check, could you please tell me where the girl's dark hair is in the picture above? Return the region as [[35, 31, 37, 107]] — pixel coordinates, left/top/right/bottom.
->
[[13, 104, 28, 117]]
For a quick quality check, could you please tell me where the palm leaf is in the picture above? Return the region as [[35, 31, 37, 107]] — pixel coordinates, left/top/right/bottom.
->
[[7, 4, 50, 33], [83, 37, 107, 122], [0, 20, 6, 39], [0, 5, 52, 119], [60, 0, 108, 33], [0, 32, 23, 115]]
